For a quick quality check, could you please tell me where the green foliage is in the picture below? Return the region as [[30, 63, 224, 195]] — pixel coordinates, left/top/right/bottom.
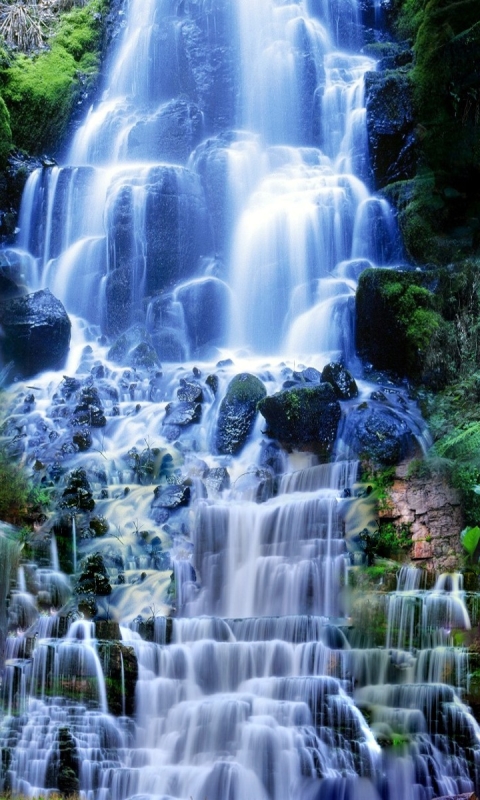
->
[[0, 0, 107, 153], [360, 520, 412, 563], [0, 447, 50, 526], [0, 93, 11, 165], [361, 465, 396, 512], [421, 370, 480, 525], [461, 525, 480, 560]]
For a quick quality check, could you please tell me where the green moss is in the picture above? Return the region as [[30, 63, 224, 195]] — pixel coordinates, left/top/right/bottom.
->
[[0, 0, 108, 154], [0, 95, 12, 167], [356, 267, 445, 380]]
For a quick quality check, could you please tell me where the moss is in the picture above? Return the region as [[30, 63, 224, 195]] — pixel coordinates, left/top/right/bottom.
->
[[0, 96, 12, 167], [0, 0, 108, 154], [356, 267, 444, 381]]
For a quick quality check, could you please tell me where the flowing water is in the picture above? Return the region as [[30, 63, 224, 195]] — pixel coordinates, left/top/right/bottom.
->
[[1, 0, 479, 799]]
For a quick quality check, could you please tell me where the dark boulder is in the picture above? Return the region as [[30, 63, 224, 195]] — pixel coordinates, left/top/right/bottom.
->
[[0, 288, 71, 378], [72, 428, 92, 452], [321, 362, 358, 400], [258, 384, 341, 458], [72, 385, 107, 428], [61, 468, 95, 512], [344, 404, 417, 465], [75, 552, 112, 597], [365, 69, 417, 188], [215, 373, 267, 455]]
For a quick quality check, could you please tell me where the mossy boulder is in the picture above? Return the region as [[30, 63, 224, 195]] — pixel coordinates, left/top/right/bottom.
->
[[356, 267, 444, 383], [215, 373, 267, 455], [258, 384, 341, 458]]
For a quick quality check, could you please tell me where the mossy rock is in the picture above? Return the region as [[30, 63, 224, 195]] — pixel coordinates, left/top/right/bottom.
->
[[356, 267, 445, 383], [258, 384, 341, 458], [215, 373, 267, 455]]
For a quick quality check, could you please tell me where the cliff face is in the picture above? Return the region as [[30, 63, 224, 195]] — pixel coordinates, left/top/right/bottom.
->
[[365, 0, 480, 268], [379, 462, 464, 572]]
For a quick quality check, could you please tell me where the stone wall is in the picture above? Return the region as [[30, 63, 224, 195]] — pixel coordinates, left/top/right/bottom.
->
[[380, 462, 464, 572]]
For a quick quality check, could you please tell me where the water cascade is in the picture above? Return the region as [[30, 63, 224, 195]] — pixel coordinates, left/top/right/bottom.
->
[[0, 1, 479, 799]]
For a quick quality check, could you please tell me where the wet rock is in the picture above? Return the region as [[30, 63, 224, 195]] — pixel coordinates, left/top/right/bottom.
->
[[321, 362, 358, 400], [59, 376, 82, 399], [152, 483, 191, 510], [259, 440, 286, 474], [177, 379, 203, 403], [0, 288, 71, 378], [356, 267, 444, 385], [234, 467, 275, 503], [178, 2, 236, 134], [105, 167, 210, 334], [292, 367, 322, 384], [72, 428, 92, 451], [365, 69, 417, 188], [89, 516, 109, 537], [97, 641, 138, 717], [175, 277, 230, 356], [205, 466, 231, 495], [55, 726, 79, 797], [307, 0, 362, 49], [108, 325, 160, 366], [164, 401, 202, 427], [129, 342, 160, 369], [344, 404, 417, 466], [258, 384, 341, 458], [215, 373, 267, 455], [72, 385, 107, 428], [61, 468, 95, 512], [206, 374, 219, 395], [127, 96, 204, 163], [75, 553, 112, 597]]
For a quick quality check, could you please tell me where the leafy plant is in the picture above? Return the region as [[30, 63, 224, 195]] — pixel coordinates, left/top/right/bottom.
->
[[0, 447, 50, 526], [461, 526, 480, 562]]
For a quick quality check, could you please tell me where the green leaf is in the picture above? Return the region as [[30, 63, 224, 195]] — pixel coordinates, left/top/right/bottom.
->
[[461, 525, 480, 557]]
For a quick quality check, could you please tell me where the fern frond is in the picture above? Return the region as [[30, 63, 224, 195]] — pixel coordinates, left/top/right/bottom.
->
[[436, 421, 480, 458]]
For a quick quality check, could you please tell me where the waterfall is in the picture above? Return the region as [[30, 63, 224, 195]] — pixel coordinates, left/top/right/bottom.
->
[[1, 1, 479, 800]]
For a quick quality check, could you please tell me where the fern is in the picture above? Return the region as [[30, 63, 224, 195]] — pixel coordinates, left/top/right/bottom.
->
[[435, 421, 480, 460]]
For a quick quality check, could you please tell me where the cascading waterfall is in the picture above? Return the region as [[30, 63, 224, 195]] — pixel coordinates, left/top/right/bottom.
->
[[1, 1, 479, 800]]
